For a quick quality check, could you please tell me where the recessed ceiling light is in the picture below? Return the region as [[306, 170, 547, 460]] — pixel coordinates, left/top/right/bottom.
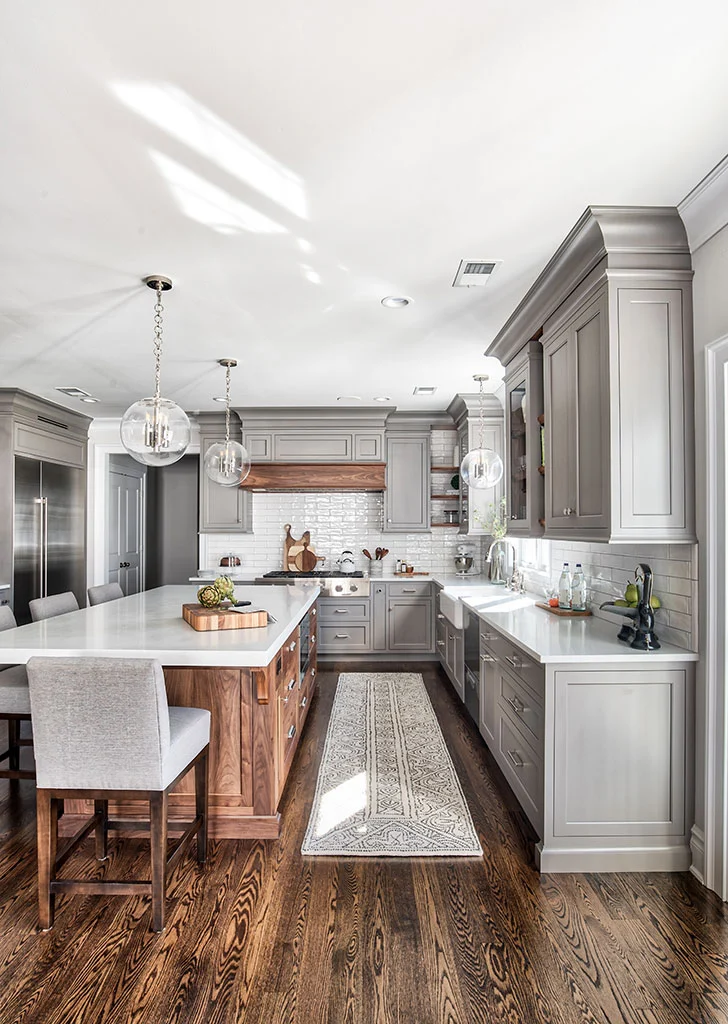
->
[[337, 395, 362, 402], [373, 396, 392, 402], [413, 386, 437, 396], [381, 296, 411, 308], [55, 386, 92, 399], [213, 396, 227, 403], [80, 397, 99, 404]]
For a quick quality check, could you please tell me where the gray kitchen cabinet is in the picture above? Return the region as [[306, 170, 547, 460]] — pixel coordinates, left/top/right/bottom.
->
[[479, 636, 498, 750], [487, 207, 696, 544], [239, 409, 387, 463], [436, 612, 447, 665], [445, 623, 464, 700], [372, 582, 387, 651], [384, 434, 430, 532], [317, 596, 372, 653], [197, 413, 252, 534], [388, 597, 433, 651], [504, 341, 544, 537]]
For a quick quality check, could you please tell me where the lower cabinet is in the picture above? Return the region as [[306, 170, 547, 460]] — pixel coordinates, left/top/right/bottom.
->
[[474, 616, 694, 873], [319, 583, 433, 655]]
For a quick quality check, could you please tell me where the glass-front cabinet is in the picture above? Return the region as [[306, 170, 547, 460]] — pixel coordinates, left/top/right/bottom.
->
[[504, 340, 544, 537]]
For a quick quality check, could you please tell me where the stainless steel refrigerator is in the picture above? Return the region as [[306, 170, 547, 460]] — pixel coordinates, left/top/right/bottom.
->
[[13, 456, 86, 625]]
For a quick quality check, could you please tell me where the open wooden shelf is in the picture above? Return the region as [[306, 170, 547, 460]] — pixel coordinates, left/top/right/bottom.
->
[[430, 494, 460, 500], [431, 465, 459, 472], [431, 522, 460, 528]]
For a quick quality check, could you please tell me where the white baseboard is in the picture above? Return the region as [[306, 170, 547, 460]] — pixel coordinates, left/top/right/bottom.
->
[[536, 841, 692, 874], [689, 824, 706, 884]]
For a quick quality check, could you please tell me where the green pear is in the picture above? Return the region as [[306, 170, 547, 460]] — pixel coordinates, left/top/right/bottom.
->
[[614, 599, 629, 607], [650, 595, 661, 609], [624, 583, 639, 604]]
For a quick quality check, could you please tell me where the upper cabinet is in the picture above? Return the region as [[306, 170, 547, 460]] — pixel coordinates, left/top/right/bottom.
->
[[447, 394, 505, 536], [504, 341, 544, 537], [384, 432, 430, 532], [237, 408, 386, 463], [488, 207, 695, 544], [197, 413, 252, 534]]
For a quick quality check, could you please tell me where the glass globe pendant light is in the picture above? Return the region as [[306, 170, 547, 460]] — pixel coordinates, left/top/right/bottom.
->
[[120, 276, 191, 466], [203, 359, 251, 487], [460, 374, 504, 489]]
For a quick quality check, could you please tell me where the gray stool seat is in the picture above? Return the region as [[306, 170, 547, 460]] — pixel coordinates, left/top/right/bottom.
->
[[26, 656, 210, 932], [0, 665, 30, 715], [29, 592, 79, 622], [87, 583, 124, 607]]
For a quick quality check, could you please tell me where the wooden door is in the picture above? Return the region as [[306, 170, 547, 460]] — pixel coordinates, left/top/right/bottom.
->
[[108, 460, 144, 595], [384, 435, 430, 532]]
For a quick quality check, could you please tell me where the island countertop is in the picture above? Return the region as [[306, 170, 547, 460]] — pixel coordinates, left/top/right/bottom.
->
[[0, 584, 319, 667]]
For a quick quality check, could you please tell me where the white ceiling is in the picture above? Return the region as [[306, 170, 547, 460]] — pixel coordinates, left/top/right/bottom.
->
[[1, 1, 727, 417]]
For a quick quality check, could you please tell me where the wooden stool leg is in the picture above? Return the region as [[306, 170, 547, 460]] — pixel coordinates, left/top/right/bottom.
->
[[94, 800, 108, 861], [8, 719, 19, 771], [37, 791, 58, 930], [195, 749, 209, 865], [149, 791, 168, 932]]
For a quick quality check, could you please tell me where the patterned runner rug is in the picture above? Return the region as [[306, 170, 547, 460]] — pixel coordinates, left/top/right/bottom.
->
[[301, 673, 482, 856]]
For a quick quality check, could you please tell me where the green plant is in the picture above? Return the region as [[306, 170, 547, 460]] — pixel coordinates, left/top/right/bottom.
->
[[474, 496, 508, 539]]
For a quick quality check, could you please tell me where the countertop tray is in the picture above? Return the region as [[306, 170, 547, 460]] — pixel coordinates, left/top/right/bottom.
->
[[535, 602, 592, 618]]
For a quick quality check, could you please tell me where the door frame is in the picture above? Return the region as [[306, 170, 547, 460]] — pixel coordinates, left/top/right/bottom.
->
[[702, 333, 728, 900]]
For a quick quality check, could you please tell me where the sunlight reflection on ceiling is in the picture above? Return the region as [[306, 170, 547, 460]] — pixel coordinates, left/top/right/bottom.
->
[[315, 771, 367, 836], [149, 150, 287, 235], [112, 81, 308, 220]]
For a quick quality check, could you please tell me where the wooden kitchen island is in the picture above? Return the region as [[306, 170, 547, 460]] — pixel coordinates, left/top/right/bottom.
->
[[0, 585, 319, 838]]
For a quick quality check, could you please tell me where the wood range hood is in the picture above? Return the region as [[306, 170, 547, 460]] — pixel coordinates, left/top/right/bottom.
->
[[240, 462, 386, 492]]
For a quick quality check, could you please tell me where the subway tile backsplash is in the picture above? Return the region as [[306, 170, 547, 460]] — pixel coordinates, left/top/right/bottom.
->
[[200, 490, 481, 578], [530, 540, 698, 651]]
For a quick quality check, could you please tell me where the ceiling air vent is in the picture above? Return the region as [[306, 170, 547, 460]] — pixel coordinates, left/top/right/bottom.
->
[[452, 259, 502, 288]]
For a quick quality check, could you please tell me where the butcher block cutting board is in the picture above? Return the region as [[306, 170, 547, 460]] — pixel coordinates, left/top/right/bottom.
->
[[182, 604, 268, 631]]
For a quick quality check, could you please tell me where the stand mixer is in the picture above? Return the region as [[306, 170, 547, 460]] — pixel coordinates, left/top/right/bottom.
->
[[454, 543, 478, 576]]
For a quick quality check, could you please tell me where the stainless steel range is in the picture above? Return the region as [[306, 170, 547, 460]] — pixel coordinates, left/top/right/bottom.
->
[[256, 570, 370, 597]]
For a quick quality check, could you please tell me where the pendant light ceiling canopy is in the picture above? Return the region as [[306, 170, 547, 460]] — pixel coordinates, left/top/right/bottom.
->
[[460, 374, 504, 489], [120, 276, 191, 466], [203, 359, 251, 487]]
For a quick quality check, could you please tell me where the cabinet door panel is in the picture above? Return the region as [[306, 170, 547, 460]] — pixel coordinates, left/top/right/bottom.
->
[[574, 299, 608, 527], [616, 289, 687, 530], [544, 330, 574, 527], [200, 437, 251, 533], [274, 433, 352, 461], [388, 598, 433, 651], [384, 436, 430, 532]]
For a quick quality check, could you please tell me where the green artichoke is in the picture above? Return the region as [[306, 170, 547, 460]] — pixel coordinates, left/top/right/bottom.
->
[[197, 585, 222, 608], [214, 575, 236, 602]]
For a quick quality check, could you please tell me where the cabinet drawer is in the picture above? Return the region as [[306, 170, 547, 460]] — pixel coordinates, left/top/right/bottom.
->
[[498, 666, 544, 747], [497, 711, 542, 831], [388, 581, 431, 597], [318, 601, 370, 623], [318, 625, 370, 652], [481, 629, 544, 698]]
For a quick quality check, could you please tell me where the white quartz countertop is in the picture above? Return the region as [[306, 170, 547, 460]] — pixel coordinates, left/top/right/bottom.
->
[[0, 582, 10, 591], [458, 590, 698, 664], [0, 585, 319, 667]]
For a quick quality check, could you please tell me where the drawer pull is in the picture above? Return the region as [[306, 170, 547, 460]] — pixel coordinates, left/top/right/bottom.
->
[[480, 653, 495, 663], [287, 678, 296, 691], [507, 749, 525, 769], [505, 654, 522, 670], [288, 725, 296, 740], [282, 694, 290, 705], [437, 613, 445, 620], [289, 640, 297, 652], [311, 668, 316, 678], [311, 635, 316, 645], [312, 607, 316, 615], [436, 640, 445, 647], [334, 633, 350, 639], [505, 695, 525, 714], [333, 609, 348, 614], [482, 632, 496, 641], [402, 588, 416, 593], [301, 696, 308, 708]]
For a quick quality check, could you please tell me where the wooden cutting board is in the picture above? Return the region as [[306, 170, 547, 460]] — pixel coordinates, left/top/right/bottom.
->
[[182, 604, 268, 631], [535, 602, 592, 617]]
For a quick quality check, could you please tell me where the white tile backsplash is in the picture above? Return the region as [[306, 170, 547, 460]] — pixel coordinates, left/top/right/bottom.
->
[[200, 490, 481, 577], [528, 540, 698, 651]]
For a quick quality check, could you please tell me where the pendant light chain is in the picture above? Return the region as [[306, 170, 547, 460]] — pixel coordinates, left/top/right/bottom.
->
[[224, 360, 232, 445], [152, 282, 164, 402], [477, 375, 485, 450]]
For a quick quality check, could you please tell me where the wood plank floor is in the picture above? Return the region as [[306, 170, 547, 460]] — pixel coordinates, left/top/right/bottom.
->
[[1, 663, 728, 1023]]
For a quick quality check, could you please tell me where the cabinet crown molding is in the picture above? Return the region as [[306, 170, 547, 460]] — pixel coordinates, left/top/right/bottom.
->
[[487, 206, 691, 366], [235, 407, 389, 431], [446, 392, 503, 428], [0, 388, 92, 437]]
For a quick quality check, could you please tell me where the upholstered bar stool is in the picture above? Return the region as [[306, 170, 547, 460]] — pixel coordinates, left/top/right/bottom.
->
[[0, 606, 34, 781], [87, 583, 124, 607], [26, 656, 210, 932], [29, 592, 79, 622]]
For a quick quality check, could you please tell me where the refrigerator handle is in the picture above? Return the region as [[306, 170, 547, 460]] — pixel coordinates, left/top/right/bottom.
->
[[34, 498, 44, 599], [43, 497, 49, 599]]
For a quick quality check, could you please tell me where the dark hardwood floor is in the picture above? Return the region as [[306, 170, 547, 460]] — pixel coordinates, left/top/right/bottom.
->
[[2, 663, 728, 1023]]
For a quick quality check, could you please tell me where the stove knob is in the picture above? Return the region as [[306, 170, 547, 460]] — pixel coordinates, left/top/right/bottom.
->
[[350, 584, 358, 593], [335, 584, 343, 593]]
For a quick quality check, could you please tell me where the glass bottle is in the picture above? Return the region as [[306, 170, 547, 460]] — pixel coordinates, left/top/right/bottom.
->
[[558, 562, 572, 610], [571, 564, 587, 611]]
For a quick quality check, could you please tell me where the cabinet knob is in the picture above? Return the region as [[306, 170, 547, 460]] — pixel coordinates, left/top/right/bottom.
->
[[563, 507, 575, 516], [289, 640, 297, 651], [287, 725, 296, 740], [287, 678, 296, 690]]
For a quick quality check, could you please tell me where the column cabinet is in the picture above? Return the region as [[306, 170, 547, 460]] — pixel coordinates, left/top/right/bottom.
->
[[504, 341, 544, 537], [197, 413, 252, 534]]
